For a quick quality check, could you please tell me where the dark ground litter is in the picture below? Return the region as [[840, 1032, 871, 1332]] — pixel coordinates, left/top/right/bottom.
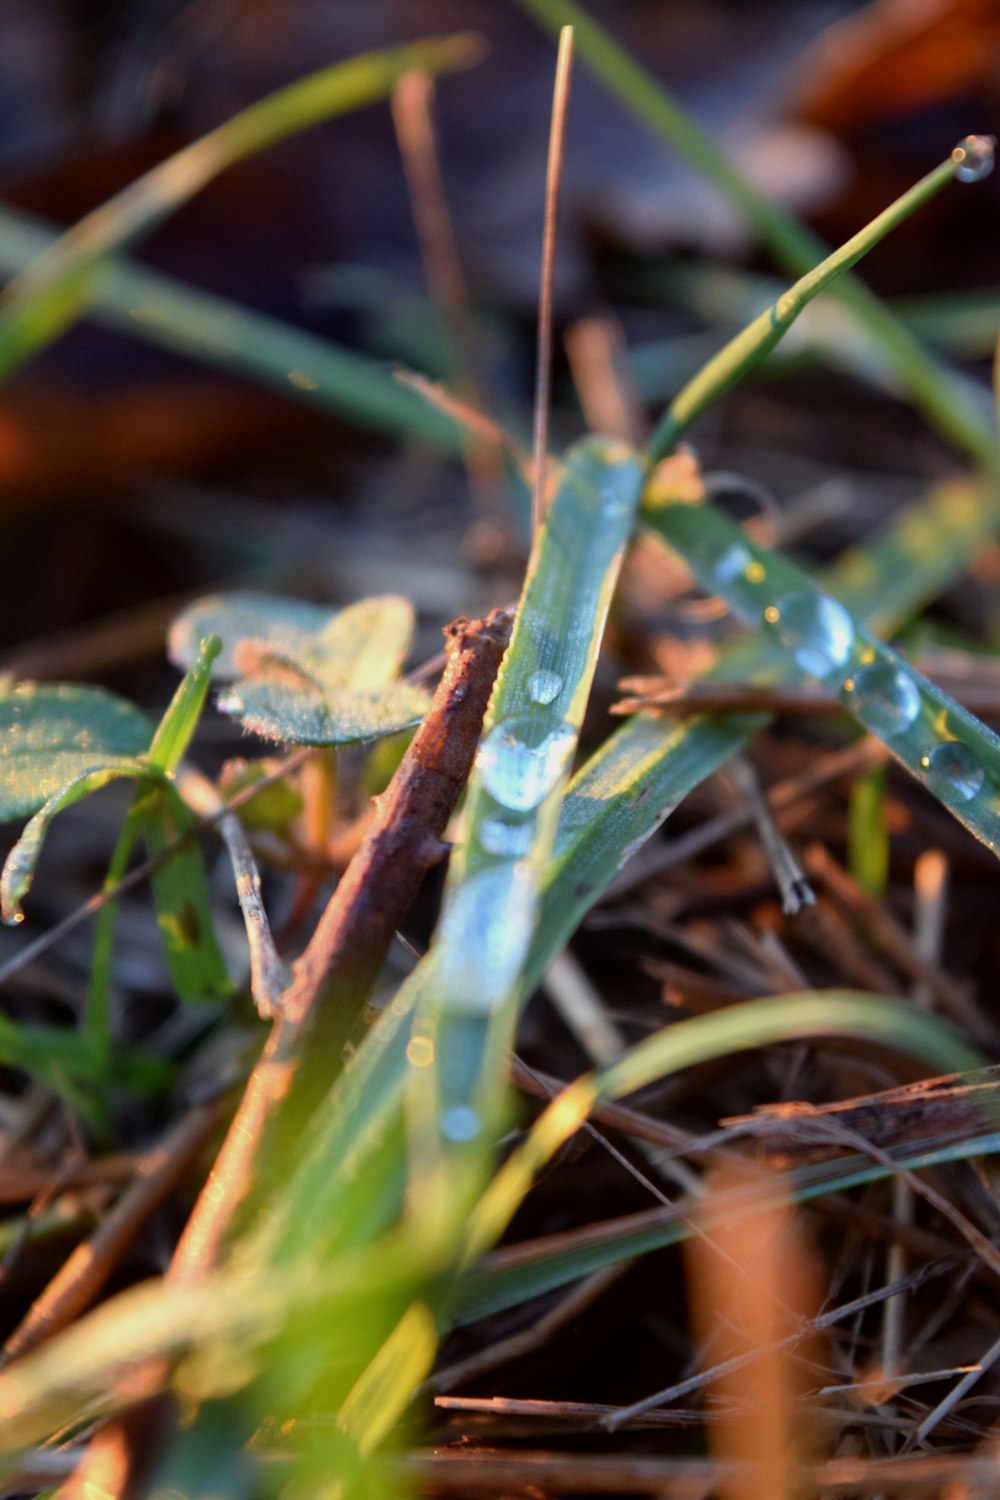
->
[[1, 1, 1000, 1496]]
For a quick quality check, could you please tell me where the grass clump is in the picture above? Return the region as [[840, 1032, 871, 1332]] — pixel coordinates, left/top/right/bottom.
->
[[0, 7, 999, 1497]]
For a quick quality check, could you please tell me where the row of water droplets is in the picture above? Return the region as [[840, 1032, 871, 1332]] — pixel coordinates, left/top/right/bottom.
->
[[652, 504, 1000, 846], [412, 443, 646, 1146], [419, 675, 576, 1143]]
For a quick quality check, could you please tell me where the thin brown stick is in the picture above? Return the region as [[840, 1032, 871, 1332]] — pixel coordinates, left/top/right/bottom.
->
[[531, 25, 574, 532], [603, 736, 889, 901], [401, 1446, 1000, 1495], [169, 608, 511, 1285], [2, 1099, 222, 1360], [565, 315, 647, 445], [428, 1262, 626, 1393], [804, 842, 977, 1027]]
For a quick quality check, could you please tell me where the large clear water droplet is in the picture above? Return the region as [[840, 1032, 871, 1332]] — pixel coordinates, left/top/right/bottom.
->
[[479, 816, 533, 858], [952, 135, 995, 183], [765, 592, 855, 682], [842, 661, 921, 738], [477, 717, 575, 812], [441, 1105, 481, 1143], [438, 861, 535, 1014], [713, 542, 753, 584], [920, 741, 984, 803], [527, 668, 562, 706]]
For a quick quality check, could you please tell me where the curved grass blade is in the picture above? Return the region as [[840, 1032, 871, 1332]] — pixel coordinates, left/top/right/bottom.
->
[[514, 0, 997, 469], [0, 205, 463, 449], [646, 143, 987, 462], [148, 635, 221, 772], [644, 486, 1000, 854], [459, 1127, 1000, 1324], [460, 989, 982, 1274], [0, 37, 482, 379], [1, 763, 159, 924]]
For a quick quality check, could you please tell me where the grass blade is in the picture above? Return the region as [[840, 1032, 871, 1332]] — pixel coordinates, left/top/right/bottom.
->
[[0, 205, 463, 447], [514, 0, 997, 468], [459, 1127, 1000, 1324], [644, 485, 1000, 853], [0, 37, 481, 379], [458, 990, 982, 1300], [647, 144, 981, 462]]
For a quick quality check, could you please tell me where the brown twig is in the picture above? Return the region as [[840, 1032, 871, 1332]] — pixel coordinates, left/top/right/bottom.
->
[[170, 607, 511, 1285], [804, 842, 978, 1028], [1, 1099, 223, 1360]]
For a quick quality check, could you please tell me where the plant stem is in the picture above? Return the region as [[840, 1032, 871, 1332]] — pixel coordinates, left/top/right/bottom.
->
[[169, 608, 512, 1284]]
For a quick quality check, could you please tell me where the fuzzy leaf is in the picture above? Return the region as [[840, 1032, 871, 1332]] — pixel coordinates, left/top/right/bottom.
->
[[0, 683, 151, 822], [217, 680, 428, 747], [167, 593, 336, 678]]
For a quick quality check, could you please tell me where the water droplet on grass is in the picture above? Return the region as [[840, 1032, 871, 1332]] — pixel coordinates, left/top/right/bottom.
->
[[765, 592, 855, 682], [920, 741, 984, 803], [479, 816, 533, 858], [713, 543, 753, 583], [477, 717, 575, 812], [441, 1105, 481, 1142], [438, 862, 535, 1014], [527, 669, 562, 705], [952, 135, 995, 183], [842, 661, 921, 737]]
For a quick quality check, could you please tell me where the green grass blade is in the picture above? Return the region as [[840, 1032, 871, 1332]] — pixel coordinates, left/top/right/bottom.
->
[[404, 439, 644, 1234], [514, 0, 997, 468], [460, 990, 982, 1274], [459, 1127, 1000, 1323], [147, 635, 221, 773], [139, 784, 231, 1004], [647, 149, 973, 461], [0, 205, 462, 447], [825, 475, 999, 634], [0, 37, 481, 379], [644, 487, 1000, 854]]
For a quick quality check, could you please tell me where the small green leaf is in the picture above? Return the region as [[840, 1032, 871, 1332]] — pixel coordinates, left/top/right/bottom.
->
[[168, 593, 336, 678], [304, 596, 415, 690], [1, 763, 158, 923], [139, 784, 230, 1003], [0, 683, 151, 822], [148, 635, 222, 773], [218, 680, 428, 747]]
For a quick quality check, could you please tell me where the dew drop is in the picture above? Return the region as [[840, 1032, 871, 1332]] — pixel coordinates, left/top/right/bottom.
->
[[842, 661, 921, 738], [527, 668, 562, 706], [438, 861, 535, 1014], [952, 134, 995, 183], [920, 740, 984, 803], [441, 1105, 482, 1143], [765, 591, 855, 682], [479, 816, 533, 858], [600, 483, 629, 517], [713, 542, 753, 584], [477, 717, 575, 812]]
